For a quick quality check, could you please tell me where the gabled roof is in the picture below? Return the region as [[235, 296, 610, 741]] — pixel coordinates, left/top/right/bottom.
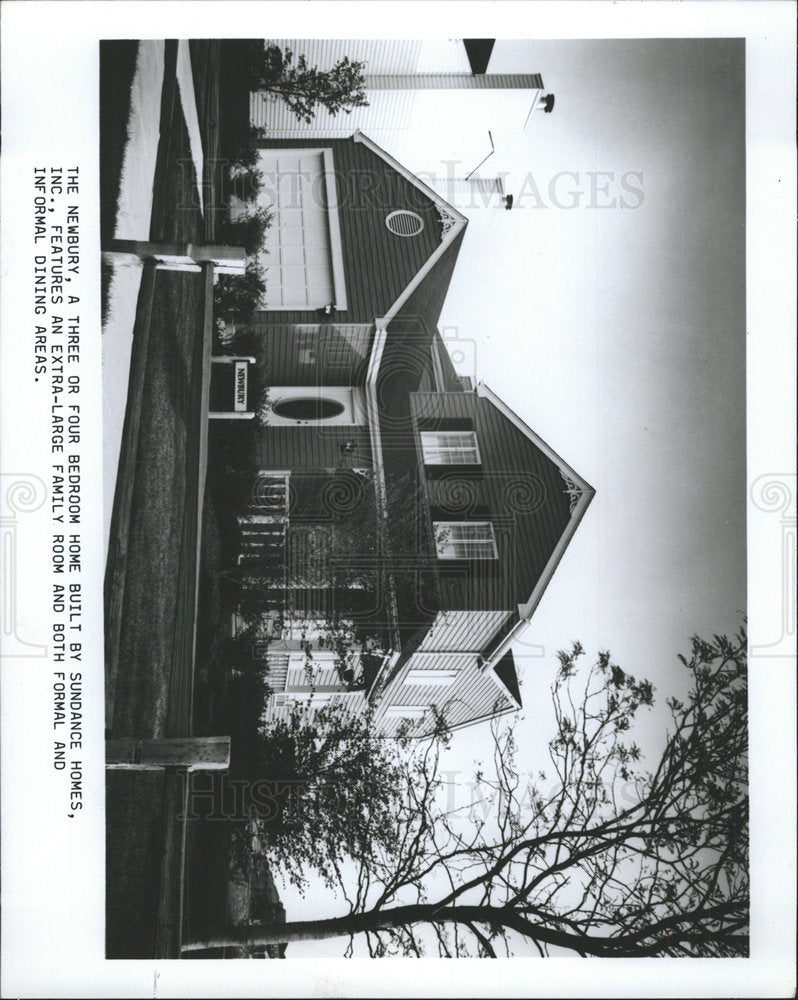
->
[[493, 648, 522, 708], [476, 381, 595, 623], [352, 131, 468, 331]]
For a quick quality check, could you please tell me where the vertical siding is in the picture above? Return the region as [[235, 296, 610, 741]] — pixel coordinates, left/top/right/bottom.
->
[[258, 39, 471, 79], [259, 426, 372, 470], [262, 689, 367, 727], [409, 392, 573, 612], [251, 323, 374, 386], [252, 139, 443, 325]]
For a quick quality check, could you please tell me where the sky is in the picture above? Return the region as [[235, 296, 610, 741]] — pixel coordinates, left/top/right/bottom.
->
[[277, 37, 748, 952]]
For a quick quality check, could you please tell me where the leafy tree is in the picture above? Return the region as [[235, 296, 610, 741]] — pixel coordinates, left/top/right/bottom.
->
[[184, 629, 748, 957], [229, 699, 418, 895], [255, 45, 368, 124]]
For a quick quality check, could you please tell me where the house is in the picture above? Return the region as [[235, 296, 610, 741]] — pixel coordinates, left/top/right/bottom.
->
[[230, 130, 593, 736], [250, 39, 549, 138]]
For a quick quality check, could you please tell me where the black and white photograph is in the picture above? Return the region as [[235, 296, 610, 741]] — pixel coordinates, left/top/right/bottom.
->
[[101, 32, 746, 961], [1, 3, 795, 997]]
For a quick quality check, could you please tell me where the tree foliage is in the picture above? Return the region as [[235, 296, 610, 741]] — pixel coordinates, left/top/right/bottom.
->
[[186, 629, 748, 957], [218, 206, 273, 257], [214, 259, 266, 323], [255, 45, 368, 124], [237, 699, 415, 895]]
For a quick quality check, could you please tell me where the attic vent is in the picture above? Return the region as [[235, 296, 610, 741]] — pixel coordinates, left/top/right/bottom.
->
[[386, 210, 424, 237]]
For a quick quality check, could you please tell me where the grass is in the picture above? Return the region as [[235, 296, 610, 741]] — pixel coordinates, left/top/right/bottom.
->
[[105, 42, 211, 957], [106, 770, 166, 958], [105, 39, 287, 959], [100, 40, 139, 319], [100, 41, 140, 244], [107, 268, 205, 737]]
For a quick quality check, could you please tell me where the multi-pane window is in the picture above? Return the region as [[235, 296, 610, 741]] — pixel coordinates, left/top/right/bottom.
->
[[421, 431, 480, 465], [434, 522, 498, 560]]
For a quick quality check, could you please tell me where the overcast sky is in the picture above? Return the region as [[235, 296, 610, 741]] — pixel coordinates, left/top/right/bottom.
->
[[279, 37, 747, 952]]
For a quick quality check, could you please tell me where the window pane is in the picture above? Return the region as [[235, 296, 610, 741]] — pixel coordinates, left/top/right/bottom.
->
[[434, 522, 497, 559], [421, 431, 479, 465]]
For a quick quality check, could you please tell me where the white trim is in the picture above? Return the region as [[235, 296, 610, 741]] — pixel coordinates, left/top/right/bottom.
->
[[403, 669, 458, 687], [366, 325, 390, 521], [257, 147, 347, 311], [420, 430, 481, 465], [363, 326, 402, 666], [386, 209, 425, 237], [475, 382, 596, 621], [321, 148, 347, 309], [433, 521, 499, 560], [353, 131, 467, 327], [436, 700, 517, 735], [484, 654, 523, 709], [384, 705, 428, 719]]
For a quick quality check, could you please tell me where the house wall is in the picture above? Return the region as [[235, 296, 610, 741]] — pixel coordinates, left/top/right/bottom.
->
[[375, 650, 514, 737], [416, 610, 513, 652], [409, 391, 573, 613], [249, 40, 541, 136], [252, 39, 472, 79], [252, 138, 444, 325], [250, 323, 374, 386], [263, 688, 367, 727], [258, 425, 372, 470]]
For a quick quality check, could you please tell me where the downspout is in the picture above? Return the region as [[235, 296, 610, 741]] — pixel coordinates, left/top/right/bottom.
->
[[365, 323, 402, 693]]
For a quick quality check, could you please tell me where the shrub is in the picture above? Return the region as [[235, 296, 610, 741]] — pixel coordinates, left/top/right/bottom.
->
[[219, 206, 273, 257], [227, 125, 268, 172], [227, 164, 265, 205], [214, 259, 267, 323]]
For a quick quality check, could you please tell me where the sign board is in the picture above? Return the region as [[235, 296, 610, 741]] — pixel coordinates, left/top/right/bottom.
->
[[234, 360, 248, 411]]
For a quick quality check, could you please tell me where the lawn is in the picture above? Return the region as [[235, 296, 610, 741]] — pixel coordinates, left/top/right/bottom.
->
[[99, 40, 140, 245], [104, 38, 287, 959], [104, 38, 219, 957]]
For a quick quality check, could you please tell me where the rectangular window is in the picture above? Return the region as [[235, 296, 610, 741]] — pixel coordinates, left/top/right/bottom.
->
[[434, 522, 497, 560], [403, 669, 458, 687], [384, 705, 428, 719], [421, 431, 480, 465]]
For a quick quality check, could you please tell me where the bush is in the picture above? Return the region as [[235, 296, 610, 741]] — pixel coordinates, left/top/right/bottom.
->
[[214, 259, 267, 323], [219, 206, 273, 257], [227, 164, 265, 205], [227, 125, 268, 172]]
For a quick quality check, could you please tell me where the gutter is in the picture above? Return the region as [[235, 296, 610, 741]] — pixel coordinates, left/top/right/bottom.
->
[[365, 322, 402, 685]]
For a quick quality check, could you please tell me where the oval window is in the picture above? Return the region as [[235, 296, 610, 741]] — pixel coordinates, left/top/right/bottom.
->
[[272, 397, 346, 421], [386, 210, 424, 237]]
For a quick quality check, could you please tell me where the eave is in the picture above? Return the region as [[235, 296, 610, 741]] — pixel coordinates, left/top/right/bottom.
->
[[352, 130, 468, 329], [475, 381, 595, 624]]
